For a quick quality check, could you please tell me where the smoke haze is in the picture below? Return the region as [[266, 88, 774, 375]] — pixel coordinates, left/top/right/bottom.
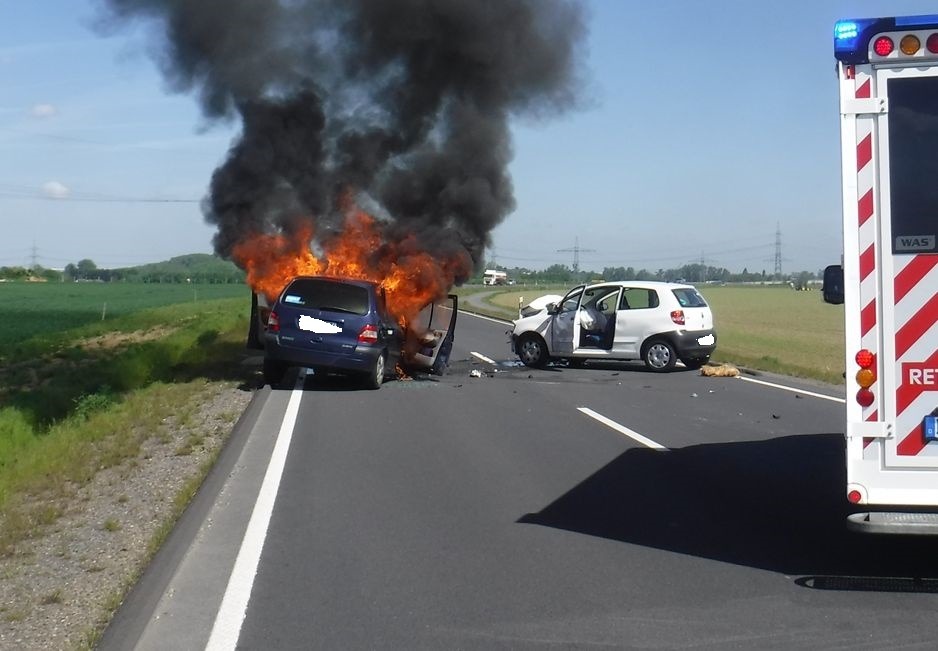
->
[[99, 0, 587, 281]]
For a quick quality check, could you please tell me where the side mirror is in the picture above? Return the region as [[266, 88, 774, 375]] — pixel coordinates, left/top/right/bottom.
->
[[822, 265, 844, 305], [546, 302, 559, 314]]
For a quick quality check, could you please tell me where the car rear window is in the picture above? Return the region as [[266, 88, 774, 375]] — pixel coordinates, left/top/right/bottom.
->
[[280, 279, 370, 315], [672, 288, 708, 308]]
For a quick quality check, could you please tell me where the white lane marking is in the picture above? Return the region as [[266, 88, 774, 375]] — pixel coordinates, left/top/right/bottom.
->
[[736, 376, 846, 404], [577, 407, 669, 451], [205, 368, 307, 651], [459, 309, 513, 325], [471, 351, 496, 364]]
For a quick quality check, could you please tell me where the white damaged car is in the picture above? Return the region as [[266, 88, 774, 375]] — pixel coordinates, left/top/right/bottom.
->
[[509, 281, 716, 372]]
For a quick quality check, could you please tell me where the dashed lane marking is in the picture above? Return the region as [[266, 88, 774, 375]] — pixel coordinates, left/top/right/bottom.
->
[[577, 407, 669, 451], [471, 351, 497, 364], [736, 376, 846, 404]]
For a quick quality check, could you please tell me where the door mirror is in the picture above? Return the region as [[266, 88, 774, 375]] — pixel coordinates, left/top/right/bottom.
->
[[822, 265, 844, 305]]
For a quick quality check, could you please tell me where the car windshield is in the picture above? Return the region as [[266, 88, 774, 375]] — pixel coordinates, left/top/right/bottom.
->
[[280, 279, 370, 315], [671, 288, 708, 308]]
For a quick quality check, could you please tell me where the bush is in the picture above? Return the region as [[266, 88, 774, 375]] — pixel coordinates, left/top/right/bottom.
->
[[73, 388, 116, 421]]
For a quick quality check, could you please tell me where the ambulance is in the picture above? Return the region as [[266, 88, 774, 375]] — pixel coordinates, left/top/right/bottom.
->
[[825, 15, 938, 533]]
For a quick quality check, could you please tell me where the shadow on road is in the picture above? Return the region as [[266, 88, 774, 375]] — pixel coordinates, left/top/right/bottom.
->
[[518, 433, 938, 584]]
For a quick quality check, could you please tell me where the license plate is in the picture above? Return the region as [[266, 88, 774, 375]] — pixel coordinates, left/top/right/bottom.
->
[[697, 334, 715, 346], [298, 315, 343, 334]]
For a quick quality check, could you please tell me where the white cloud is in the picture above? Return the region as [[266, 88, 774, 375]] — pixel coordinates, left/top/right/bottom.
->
[[42, 181, 69, 199], [31, 103, 57, 118]]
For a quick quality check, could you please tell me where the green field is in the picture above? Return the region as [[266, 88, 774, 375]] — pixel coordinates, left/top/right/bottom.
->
[[0, 282, 250, 357], [458, 284, 846, 385]]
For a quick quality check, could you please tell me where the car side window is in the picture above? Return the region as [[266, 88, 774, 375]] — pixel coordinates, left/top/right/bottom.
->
[[620, 288, 658, 310]]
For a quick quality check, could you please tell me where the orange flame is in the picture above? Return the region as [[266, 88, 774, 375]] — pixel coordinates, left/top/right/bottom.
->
[[232, 206, 472, 328]]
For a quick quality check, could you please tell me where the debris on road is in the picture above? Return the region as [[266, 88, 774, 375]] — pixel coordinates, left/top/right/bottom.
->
[[469, 370, 483, 378], [700, 363, 739, 378]]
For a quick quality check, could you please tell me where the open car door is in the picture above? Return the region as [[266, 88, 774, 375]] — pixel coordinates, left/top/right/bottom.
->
[[247, 292, 269, 350], [407, 294, 458, 375]]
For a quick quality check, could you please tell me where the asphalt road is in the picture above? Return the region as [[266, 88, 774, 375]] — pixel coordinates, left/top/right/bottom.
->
[[102, 309, 938, 650]]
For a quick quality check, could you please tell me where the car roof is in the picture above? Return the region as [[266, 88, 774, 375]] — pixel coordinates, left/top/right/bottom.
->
[[580, 280, 696, 291], [287, 275, 379, 289]]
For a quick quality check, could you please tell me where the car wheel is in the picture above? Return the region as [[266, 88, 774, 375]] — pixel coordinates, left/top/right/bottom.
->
[[681, 357, 708, 370], [517, 334, 549, 368], [363, 352, 386, 390], [263, 358, 288, 387], [643, 340, 676, 372]]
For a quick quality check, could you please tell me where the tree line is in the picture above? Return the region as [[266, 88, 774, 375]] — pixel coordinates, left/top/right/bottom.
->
[[0, 254, 246, 284], [476, 262, 820, 288]]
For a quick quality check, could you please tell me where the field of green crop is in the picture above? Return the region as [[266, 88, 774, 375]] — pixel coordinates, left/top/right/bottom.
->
[[462, 283, 846, 384], [0, 282, 249, 355]]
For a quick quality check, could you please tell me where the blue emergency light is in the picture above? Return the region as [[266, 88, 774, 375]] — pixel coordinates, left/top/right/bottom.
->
[[926, 411, 938, 443], [835, 15, 938, 63]]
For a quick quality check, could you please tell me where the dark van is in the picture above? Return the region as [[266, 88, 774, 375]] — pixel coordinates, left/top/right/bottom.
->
[[249, 276, 456, 389]]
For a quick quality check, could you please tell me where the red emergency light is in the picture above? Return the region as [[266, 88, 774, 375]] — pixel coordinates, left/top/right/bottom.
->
[[874, 36, 895, 56], [928, 33, 938, 53]]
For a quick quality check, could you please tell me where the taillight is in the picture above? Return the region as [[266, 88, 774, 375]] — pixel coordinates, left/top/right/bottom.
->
[[928, 33, 938, 54], [670, 310, 685, 326], [854, 348, 875, 407], [267, 311, 280, 333], [358, 324, 379, 344]]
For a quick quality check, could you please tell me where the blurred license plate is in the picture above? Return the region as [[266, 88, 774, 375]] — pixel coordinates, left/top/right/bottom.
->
[[697, 334, 715, 346]]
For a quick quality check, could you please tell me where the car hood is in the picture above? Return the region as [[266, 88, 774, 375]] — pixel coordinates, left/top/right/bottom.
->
[[517, 294, 563, 318]]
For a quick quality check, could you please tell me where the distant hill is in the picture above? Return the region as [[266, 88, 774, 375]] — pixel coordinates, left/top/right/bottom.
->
[[113, 254, 245, 283]]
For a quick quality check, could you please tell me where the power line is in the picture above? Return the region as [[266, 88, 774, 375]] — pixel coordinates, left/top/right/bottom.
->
[[556, 237, 596, 274]]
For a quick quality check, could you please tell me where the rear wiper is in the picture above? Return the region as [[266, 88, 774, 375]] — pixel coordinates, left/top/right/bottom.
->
[[316, 306, 358, 315]]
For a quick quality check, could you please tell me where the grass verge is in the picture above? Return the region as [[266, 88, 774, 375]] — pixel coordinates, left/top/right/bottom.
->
[[0, 296, 254, 552]]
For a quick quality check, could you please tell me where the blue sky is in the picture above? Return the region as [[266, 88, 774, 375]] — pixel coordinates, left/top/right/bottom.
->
[[2, 1, 937, 274]]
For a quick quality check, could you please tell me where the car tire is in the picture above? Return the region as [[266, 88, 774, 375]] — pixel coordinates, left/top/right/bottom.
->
[[363, 352, 386, 390], [681, 357, 708, 370], [263, 358, 288, 387], [642, 340, 676, 372], [517, 334, 549, 368]]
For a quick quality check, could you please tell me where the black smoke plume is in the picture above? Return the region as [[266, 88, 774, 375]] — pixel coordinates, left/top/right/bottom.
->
[[98, 0, 587, 279]]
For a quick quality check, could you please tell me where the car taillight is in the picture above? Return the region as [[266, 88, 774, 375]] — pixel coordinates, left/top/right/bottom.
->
[[267, 311, 280, 333], [358, 324, 379, 344], [670, 310, 685, 325]]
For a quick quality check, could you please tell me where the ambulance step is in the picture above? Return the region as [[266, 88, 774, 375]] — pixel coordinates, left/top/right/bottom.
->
[[847, 512, 938, 535]]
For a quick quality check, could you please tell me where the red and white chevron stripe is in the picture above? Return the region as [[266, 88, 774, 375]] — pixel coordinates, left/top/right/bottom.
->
[[895, 255, 938, 456], [854, 70, 880, 439]]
